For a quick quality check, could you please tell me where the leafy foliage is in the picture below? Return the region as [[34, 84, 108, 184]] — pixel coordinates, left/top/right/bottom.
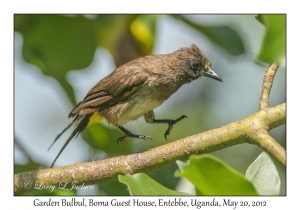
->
[[175, 155, 258, 195], [172, 15, 245, 55], [14, 15, 97, 103], [246, 152, 280, 195], [119, 154, 280, 196], [119, 173, 191, 196], [256, 14, 286, 64]]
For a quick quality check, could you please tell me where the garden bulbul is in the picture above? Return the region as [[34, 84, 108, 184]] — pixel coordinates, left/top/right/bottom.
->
[[48, 44, 222, 167]]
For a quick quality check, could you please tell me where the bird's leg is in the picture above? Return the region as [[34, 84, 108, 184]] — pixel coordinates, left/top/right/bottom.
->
[[144, 110, 187, 140], [117, 126, 152, 144], [153, 116, 187, 140]]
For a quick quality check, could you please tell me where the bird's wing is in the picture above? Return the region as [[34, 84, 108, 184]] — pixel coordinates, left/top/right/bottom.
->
[[70, 63, 149, 117]]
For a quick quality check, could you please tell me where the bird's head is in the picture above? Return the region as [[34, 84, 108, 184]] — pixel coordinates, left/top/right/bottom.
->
[[179, 44, 223, 82]]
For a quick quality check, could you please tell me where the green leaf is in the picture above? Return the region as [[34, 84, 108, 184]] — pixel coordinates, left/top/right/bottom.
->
[[176, 160, 189, 172], [257, 14, 286, 64], [174, 160, 189, 177], [179, 155, 258, 195], [148, 164, 181, 192], [171, 15, 245, 55], [14, 14, 97, 103], [97, 181, 130, 195], [118, 173, 191, 195], [246, 152, 280, 195]]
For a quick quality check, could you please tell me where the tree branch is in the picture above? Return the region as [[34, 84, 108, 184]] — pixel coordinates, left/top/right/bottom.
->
[[14, 102, 286, 194], [259, 63, 278, 109]]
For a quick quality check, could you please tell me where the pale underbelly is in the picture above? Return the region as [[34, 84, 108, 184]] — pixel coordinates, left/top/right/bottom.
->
[[101, 85, 166, 125]]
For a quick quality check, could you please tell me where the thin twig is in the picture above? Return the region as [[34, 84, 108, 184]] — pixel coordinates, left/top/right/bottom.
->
[[259, 63, 278, 110]]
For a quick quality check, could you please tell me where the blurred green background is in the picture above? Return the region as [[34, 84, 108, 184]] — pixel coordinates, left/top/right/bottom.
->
[[14, 14, 286, 195]]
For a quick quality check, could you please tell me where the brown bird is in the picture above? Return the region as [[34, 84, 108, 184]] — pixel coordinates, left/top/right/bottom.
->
[[48, 44, 222, 167]]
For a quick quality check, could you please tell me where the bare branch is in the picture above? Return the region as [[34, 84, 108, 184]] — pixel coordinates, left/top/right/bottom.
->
[[259, 63, 279, 109], [249, 128, 285, 165]]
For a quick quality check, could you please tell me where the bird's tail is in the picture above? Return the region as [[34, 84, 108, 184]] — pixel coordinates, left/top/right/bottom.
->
[[48, 114, 91, 168]]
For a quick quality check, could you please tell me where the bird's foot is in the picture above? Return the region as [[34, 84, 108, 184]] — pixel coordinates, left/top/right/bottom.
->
[[163, 115, 187, 140], [117, 126, 152, 144]]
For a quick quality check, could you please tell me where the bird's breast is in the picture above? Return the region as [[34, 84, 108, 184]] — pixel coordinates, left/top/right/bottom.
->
[[100, 78, 183, 125]]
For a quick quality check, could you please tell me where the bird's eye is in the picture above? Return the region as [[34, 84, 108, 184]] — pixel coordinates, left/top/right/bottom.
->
[[191, 62, 201, 70]]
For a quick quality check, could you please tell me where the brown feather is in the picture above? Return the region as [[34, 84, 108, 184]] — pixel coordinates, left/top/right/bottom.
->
[[70, 63, 149, 117]]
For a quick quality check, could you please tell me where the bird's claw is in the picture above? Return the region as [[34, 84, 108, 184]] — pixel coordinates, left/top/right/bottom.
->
[[117, 134, 152, 144], [139, 135, 153, 141], [164, 115, 187, 140], [117, 135, 128, 144]]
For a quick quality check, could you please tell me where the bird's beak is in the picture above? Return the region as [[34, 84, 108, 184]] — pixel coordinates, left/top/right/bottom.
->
[[203, 69, 223, 82]]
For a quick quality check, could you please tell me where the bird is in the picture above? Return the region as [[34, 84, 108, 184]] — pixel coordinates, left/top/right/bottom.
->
[[48, 44, 222, 167]]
